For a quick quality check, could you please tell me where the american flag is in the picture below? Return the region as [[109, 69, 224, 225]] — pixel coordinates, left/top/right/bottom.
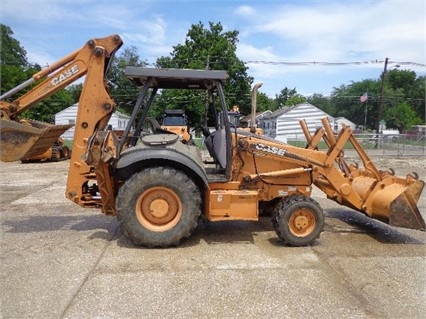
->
[[360, 92, 368, 103]]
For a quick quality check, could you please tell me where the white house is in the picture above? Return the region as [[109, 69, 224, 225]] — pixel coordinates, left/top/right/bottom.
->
[[334, 117, 356, 132], [260, 102, 334, 143], [240, 110, 272, 128], [55, 103, 131, 139]]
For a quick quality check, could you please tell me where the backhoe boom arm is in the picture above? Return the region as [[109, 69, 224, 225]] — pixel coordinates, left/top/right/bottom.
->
[[1, 35, 122, 120]]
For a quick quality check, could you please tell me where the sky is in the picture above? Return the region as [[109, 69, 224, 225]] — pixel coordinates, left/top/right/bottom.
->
[[1, 0, 425, 98]]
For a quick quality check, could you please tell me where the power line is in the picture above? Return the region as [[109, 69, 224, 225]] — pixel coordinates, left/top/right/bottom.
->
[[12, 57, 425, 68], [244, 60, 426, 67]]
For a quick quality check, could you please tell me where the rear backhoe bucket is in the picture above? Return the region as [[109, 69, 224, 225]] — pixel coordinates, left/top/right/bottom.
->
[[0, 119, 73, 162]]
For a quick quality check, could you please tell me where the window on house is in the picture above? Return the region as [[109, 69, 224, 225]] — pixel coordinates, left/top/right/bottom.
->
[[68, 119, 75, 125]]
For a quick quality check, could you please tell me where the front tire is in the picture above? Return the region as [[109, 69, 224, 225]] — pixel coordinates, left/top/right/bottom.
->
[[272, 195, 324, 246], [116, 167, 202, 248]]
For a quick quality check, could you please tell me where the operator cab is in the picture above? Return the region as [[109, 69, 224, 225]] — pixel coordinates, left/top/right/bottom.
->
[[120, 67, 232, 181]]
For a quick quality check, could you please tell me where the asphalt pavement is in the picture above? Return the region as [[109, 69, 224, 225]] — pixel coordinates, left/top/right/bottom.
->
[[1, 159, 425, 319]]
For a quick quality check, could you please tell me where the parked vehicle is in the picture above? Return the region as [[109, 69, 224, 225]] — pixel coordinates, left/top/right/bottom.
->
[[1, 35, 424, 248], [21, 137, 71, 163], [159, 109, 191, 143]]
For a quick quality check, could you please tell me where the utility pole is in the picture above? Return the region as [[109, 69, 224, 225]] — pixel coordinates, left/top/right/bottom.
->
[[364, 98, 368, 130], [375, 57, 389, 148], [376, 57, 389, 135]]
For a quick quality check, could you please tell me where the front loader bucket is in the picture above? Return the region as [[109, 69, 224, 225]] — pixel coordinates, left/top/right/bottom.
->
[[389, 180, 425, 230], [351, 173, 425, 231], [343, 171, 426, 231], [301, 117, 425, 232], [0, 119, 73, 162]]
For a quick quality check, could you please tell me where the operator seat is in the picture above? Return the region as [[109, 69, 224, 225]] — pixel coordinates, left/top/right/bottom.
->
[[145, 118, 174, 134], [204, 128, 227, 169]]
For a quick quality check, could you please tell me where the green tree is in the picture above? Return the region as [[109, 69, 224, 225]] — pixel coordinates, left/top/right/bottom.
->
[[286, 95, 307, 106], [22, 89, 74, 123], [66, 83, 83, 103], [0, 64, 34, 94], [0, 24, 28, 67], [383, 101, 422, 131], [256, 92, 275, 113], [386, 69, 425, 124], [1, 24, 76, 121], [411, 75, 426, 122], [1, 24, 34, 94], [330, 79, 380, 130], [386, 69, 416, 95], [274, 87, 306, 108], [307, 93, 334, 115], [156, 22, 253, 125], [108, 46, 147, 115], [328, 69, 425, 131]]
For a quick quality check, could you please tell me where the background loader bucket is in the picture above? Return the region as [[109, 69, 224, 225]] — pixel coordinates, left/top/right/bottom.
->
[[0, 119, 73, 162]]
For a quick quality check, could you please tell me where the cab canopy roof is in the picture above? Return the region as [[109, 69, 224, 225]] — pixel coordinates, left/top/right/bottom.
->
[[124, 67, 229, 89], [163, 109, 185, 115]]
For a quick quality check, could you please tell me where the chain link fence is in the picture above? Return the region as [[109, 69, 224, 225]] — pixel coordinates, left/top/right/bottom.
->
[[64, 132, 425, 159], [352, 133, 425, 157], [286, 133, 426, 158]]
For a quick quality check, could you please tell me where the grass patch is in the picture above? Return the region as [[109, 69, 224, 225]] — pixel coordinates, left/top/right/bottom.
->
[[62, 139, 73, 150]]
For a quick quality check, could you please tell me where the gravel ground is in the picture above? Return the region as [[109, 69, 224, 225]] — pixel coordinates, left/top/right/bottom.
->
[[1, 155, 425, 319]]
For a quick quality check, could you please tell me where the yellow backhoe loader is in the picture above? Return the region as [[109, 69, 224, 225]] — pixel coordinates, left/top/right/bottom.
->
[[159, 109, 192, 142], [0, 34, 424, 248], [20, 137, 71, 163]]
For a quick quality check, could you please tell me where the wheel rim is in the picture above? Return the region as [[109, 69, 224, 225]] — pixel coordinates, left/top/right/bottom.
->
[[288, 208, 317, 237], [136, 187, 182, 232]]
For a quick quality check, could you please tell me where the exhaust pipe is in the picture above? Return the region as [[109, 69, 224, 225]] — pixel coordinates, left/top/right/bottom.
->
[[250, 83, 263, 133]]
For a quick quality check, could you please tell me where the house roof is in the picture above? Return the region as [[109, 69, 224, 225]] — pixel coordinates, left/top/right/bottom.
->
[[56, 103, 130, 119], [240, 110, 272, 123], [335, 117, 356, 126], [263, 102, 324, 119]]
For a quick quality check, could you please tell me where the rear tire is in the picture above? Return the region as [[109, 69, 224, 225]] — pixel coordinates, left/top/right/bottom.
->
[[50, 149, 60, 162], [116, 167, 202, 247], [272, 195, 324, 246], [63, 146, 70, 159]]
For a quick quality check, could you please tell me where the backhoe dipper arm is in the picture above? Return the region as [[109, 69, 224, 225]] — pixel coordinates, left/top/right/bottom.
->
[[0, 35, 123, 121]]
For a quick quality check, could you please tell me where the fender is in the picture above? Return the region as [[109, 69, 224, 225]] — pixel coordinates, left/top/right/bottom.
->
[[115, 146, 209, 188]]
